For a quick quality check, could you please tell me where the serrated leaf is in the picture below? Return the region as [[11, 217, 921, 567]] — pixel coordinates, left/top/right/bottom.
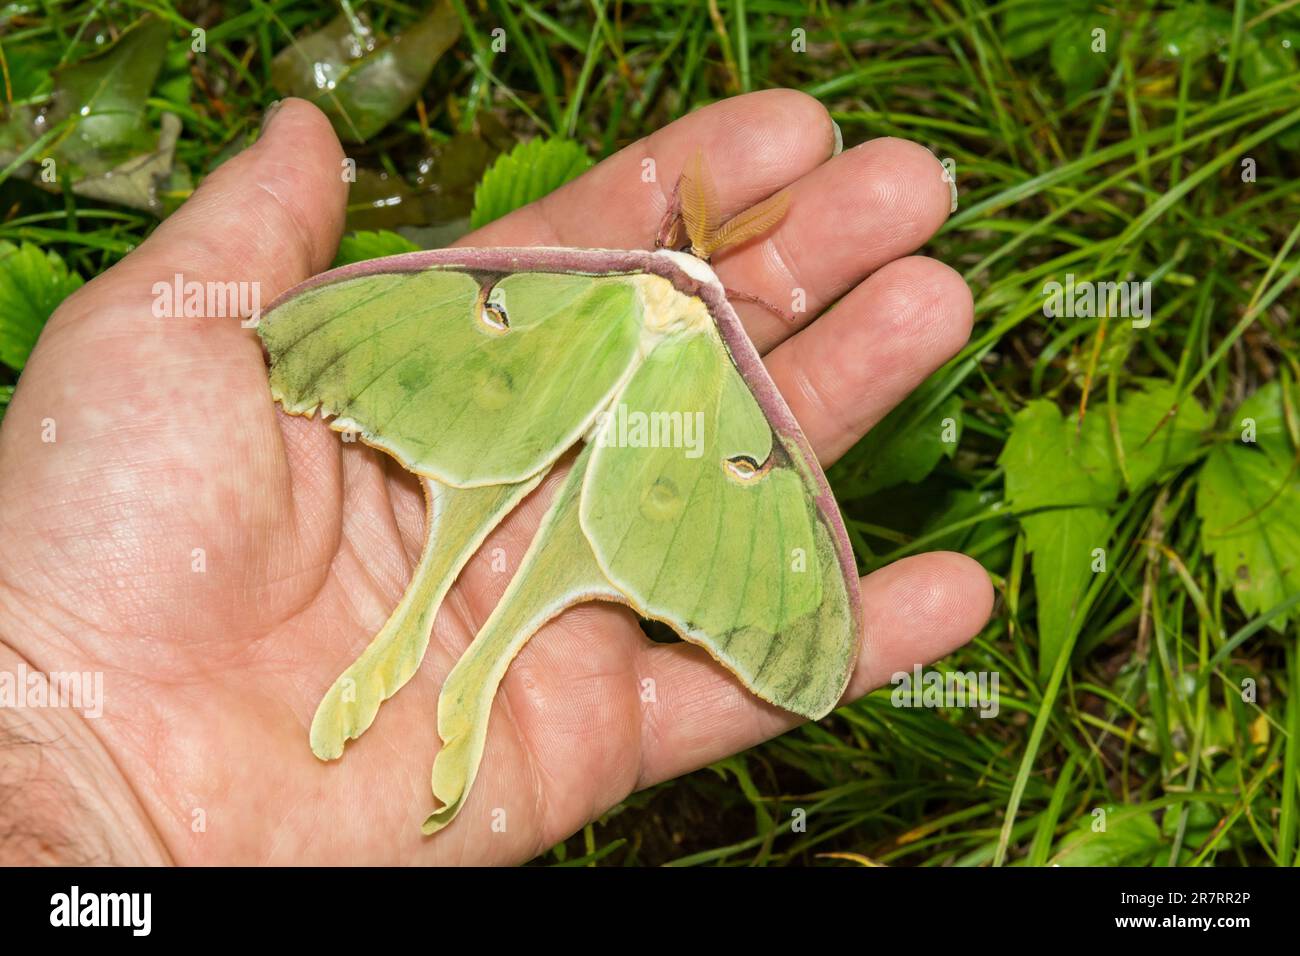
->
[[271, 0, 461, 144], [0, 241, 84, 372], [333, 229, 421, 267], [470, 138, 593, 230], [1197, 383, 1300, 628]]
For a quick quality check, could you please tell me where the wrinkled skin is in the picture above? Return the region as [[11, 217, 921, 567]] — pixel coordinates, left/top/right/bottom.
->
[[0, 93, 992, 864]]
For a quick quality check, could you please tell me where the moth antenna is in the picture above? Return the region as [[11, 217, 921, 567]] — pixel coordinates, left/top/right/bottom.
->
[[724, 286, 797, 326], [679, 149, 722, 258], [704, 191, 791, 258]]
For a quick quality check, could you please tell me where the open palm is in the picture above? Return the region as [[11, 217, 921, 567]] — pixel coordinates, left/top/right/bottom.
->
[[0, 93, 991, 864]]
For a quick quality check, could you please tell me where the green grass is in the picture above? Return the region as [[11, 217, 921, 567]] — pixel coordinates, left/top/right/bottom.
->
[[2, 0, 1298, 866]]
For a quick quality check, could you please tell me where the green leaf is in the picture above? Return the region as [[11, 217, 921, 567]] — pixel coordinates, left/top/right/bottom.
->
[[998, 401, 1117, 681], [1197, 383, 1300, 628], [1240, 28, 1299, 90], [1050, 806, 1164, 866], [1115, 380, 1213, 491], [0, 384, 12, 423], [1000, 384, 1208, 681], [1001, 4, 1073, 59], [0, 15, 182, 213], [45, 15, 171, 170], [0, 44, 61, 100], [157, 38, 195, 108], [0, 241, 84, 372], [1002, 400, 1119, 511], [1020, 506, 1111, 681], [1232, 380, 1296, 463], [830, 393, 962, 498], [1049, 24, 1109, 92], [923, 487, 1014, 573], [333, 229, 421, 268], [271, 0, 462, 144], [1154, 4, 1233, 62], [470, 138, 593, 230]]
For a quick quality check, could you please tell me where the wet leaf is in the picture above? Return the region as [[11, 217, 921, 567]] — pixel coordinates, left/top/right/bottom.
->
[[72, 112, 183, 213], [343, 120, 514, 238], [44, 15, 171, 170], [0, 15, 182, 213], [271, 0, 462, 143], [1154, 4, 1233, 61]]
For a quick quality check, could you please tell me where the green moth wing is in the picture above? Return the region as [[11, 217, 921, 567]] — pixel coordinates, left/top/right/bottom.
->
[[426, 443, 619, 833], [580, 331, 856, 720], [309, 475, 541, 760], [260, 268, 644, 486]]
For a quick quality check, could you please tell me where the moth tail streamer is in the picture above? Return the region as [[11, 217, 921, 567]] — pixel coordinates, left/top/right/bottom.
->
[[310, 476, 540, 761], [424, 449, 617, 834]]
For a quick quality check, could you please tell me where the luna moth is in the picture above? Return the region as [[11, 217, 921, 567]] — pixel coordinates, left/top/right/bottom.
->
[[257, 154, 862, 834]]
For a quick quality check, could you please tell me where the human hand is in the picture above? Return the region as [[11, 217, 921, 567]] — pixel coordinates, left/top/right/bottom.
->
[[0, 92, 991, 864]]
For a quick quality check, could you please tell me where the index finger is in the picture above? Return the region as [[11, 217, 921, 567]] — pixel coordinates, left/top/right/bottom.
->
[[456, 89, 838, 251]]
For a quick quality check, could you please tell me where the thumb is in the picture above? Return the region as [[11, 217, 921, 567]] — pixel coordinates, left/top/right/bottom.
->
[[0, 99, 348, 537]]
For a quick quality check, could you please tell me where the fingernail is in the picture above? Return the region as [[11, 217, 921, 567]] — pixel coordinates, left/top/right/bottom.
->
[[830, 119, 843, 157], [260, 99, 284, 135]]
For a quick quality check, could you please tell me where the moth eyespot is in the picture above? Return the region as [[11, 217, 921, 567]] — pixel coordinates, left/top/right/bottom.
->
[[477, 286, 510, 334], [724, 454, 773, 483], [639, 476, 684, 522], [473, 367, 514, 410]]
